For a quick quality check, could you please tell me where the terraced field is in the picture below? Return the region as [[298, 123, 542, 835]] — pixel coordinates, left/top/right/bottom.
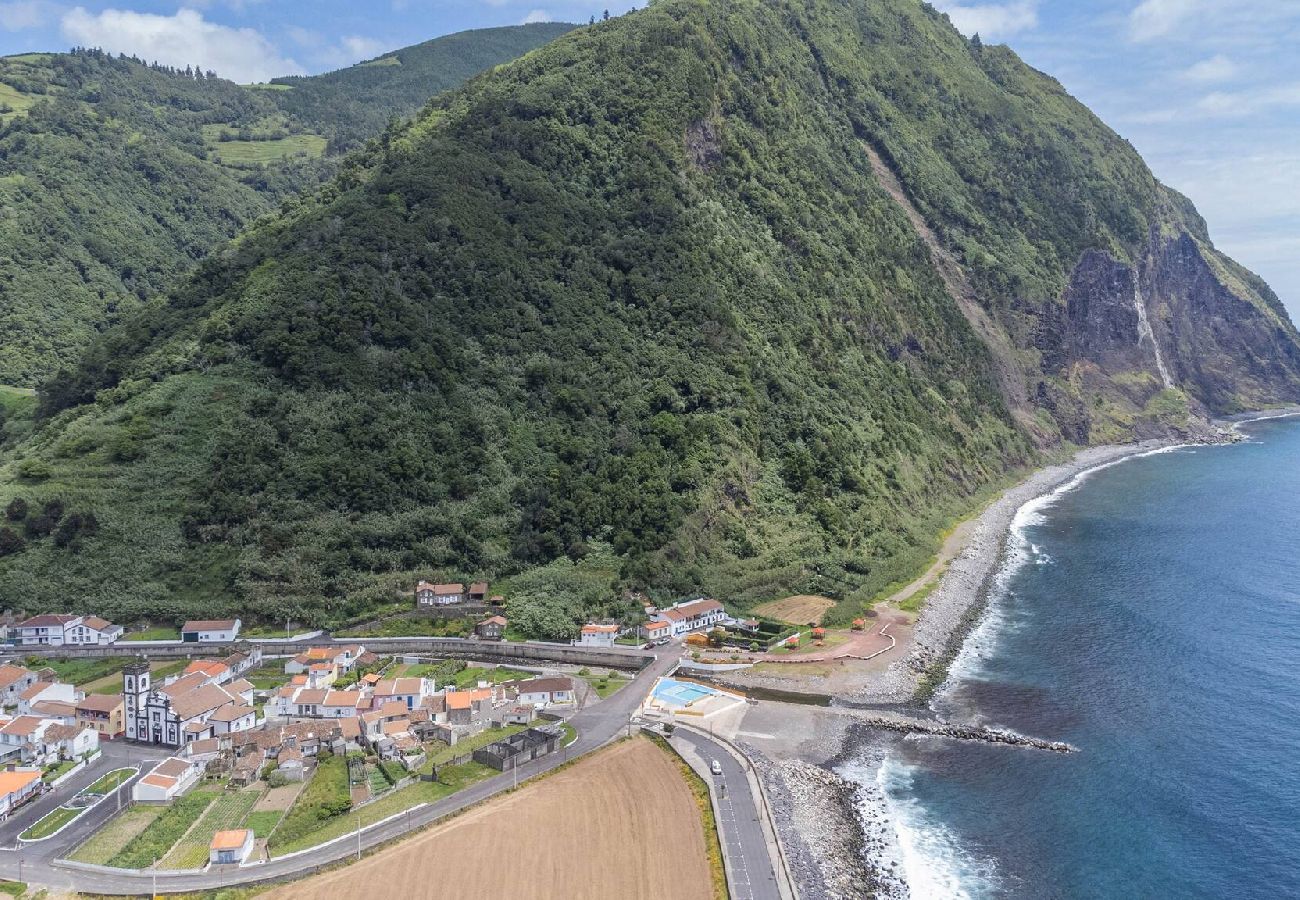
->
[[160, 789, 262, 868], [70, 806, 163, 864]]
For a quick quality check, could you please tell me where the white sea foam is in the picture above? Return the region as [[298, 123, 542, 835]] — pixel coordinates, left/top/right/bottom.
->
[[943, 442, 1185, 689], [875, 755, 998, 899]]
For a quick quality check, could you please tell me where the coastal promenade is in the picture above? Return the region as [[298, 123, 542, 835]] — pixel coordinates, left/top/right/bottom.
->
[[0, 649, 679, 894]]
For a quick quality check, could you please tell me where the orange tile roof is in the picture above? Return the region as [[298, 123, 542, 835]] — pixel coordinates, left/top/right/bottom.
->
[[210, 829, 251, 851], [582, 624, 619, 634], [0, 769, 40, 796], [139, 774, 177, 789]]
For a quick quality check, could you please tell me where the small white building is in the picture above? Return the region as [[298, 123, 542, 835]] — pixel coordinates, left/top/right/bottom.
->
[[320, 691, 362, 718], [207, 704, 257, 735], [12, 614, 80, 646], [513, 677, 576, 706], [640, 620, 672, 643], [0, 665, 38, 708], [575, 624, 619, 648], [180, 619, 241, 643], [0, 769, 42, 820], [133, 757, 201, 803], [209, 828, 255, 866]]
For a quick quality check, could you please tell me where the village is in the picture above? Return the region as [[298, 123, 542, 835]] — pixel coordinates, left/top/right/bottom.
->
[[0, 578, 858, 892]]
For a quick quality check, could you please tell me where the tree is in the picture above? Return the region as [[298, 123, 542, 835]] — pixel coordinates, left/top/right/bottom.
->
[[0, 527, 24, 556], [602, 9, 610, 20], [5, 497, 27, 521]]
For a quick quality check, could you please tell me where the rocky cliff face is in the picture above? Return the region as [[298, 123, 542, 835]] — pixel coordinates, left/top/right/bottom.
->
[[1029, 225, 1300, 443]]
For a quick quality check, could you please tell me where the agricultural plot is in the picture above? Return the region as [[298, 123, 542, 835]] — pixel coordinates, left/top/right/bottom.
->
[[752, 594, 837, 625], [108, 791, 216, 868], [160, 789, 262, 869], [269, 739, 712, 900], [69, 805, 163, 864], [209, 134, 327, 164]]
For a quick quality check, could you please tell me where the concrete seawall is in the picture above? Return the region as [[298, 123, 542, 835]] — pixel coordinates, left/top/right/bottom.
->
[[2, 637, 655, 671]]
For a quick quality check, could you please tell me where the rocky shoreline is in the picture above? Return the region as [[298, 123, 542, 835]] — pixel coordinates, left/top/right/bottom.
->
[[852, 438, 1180, 705], [752, 419, 1286, 898]]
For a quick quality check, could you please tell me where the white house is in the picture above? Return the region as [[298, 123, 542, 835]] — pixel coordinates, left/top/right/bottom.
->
[[371, 677, 432, 711], [41, 723, 99, 761], [415, 581, 464, 607], [513, 677, 576, 706], [16, 681, 81, 715], [0, 665, 38, 707], [209, 828, 255, 866], [12, 614, 80, 646], [654, 598, 726, 637], [320, 691, 362, 718], [132, 757, 201, 803], [180, 619, 241, 643], [576, 624, 619, 648], [64, 616, 124, 645], [0, 716, 55, 761], [639, 620, 672, 643], [207, 704, 257, 735]]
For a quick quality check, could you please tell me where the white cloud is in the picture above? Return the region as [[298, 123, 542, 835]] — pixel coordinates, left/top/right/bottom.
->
[[59, 7, 304, 82], [933, 1, 1039, 40], [0, 1, 48, 31], [1181, 54, 1238, 84], [520, 9, 552, 24], [1129, 0, 1201, 42], [1196, 82, 1300, 118], [340, 35, 387, 60]]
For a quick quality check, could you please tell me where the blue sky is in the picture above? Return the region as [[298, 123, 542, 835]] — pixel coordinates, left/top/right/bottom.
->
[[1, 0, 1297, 316]]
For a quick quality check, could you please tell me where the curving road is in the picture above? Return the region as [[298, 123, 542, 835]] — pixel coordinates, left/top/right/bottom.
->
[[0, 648, 680, 894]]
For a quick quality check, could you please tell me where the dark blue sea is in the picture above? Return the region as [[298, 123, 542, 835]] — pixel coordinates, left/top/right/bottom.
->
[[865, 417, 1300, 899]]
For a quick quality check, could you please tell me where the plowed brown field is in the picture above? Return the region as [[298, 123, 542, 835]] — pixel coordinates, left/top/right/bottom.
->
[[269, 738, 711, 900]]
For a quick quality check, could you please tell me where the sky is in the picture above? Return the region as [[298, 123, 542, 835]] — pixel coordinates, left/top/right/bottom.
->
[[0, 0, 1297, 317]]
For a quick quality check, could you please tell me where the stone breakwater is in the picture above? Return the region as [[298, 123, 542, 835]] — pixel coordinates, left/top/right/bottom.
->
[[849, 714, 1077, 753]]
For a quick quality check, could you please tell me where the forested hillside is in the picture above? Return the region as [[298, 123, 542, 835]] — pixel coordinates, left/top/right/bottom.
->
[[0, 0, 1295, 633], [0, 24, 574, 386]]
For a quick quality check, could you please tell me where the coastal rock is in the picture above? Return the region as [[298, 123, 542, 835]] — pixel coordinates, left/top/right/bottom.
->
[[752, 754, 907, 900]]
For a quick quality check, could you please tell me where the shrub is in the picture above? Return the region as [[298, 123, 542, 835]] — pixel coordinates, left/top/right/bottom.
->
[[15, 458, 51, 480], [4, 498, 27, 521], [268, 754, 351, 848]]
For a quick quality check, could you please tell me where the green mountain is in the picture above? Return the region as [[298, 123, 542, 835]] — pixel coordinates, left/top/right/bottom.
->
[[1, 0, 1296, 634], [0, 24, 575, 387]]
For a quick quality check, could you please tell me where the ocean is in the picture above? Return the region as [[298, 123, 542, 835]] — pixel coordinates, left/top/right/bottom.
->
[[862, 417, 1300, 899]]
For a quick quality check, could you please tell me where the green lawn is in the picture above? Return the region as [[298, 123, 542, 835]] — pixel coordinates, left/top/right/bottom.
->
[[445, 665, 530, 689], [0, 880, 26, 897], [245, 810, 284, 839], [580, 672, 631, 699], [160, 789, 261, 868], [25, 655, 125, 686], [86, 768, 135, 795], [42, 759, 77, 783], [121, 627, 180, 641], [269, 762, 495, 857], [267, 754, 350, 851], [69, 805, 163, 864], [210, 134, 327, 165], [20, 805, 81, 840]]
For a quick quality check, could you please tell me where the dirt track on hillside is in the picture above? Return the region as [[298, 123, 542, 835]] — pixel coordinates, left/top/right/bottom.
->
[[269, 738, 712, 900]]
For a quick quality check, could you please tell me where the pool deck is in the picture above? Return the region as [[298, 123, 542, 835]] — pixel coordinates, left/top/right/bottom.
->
[[644, 676, 748, 720]]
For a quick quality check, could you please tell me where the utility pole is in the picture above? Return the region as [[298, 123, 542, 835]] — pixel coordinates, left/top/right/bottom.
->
[[356, 812, 362, 861]]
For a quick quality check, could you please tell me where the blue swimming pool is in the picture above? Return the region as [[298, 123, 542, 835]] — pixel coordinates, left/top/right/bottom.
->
[[653, 678, 717, 707]]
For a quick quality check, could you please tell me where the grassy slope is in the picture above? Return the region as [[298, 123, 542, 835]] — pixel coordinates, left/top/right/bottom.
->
[[0, 26, 574, 388], [0, 0, 1294, 631]]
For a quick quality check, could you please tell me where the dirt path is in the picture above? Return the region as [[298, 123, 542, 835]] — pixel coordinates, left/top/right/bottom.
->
[[268, 739, 712, 900], [880, 519, 975, 610]]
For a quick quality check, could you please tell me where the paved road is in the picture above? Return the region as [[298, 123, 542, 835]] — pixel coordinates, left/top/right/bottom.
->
[[0, 648, 680, 894], [674, 728, 781, 900]]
